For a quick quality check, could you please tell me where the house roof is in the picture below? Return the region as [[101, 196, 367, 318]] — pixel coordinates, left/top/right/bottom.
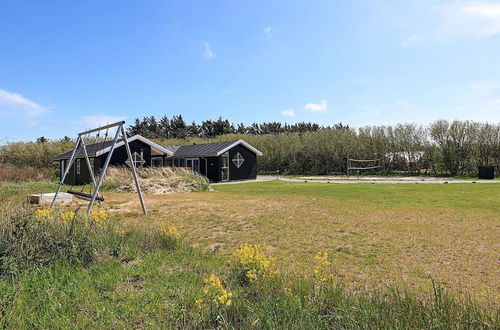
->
[[55, 136, 262, 160], [54, 135, 174, 160], [55, 140, 116, 160], [166, 139, 263, 157], [168, 141, 236, 157]]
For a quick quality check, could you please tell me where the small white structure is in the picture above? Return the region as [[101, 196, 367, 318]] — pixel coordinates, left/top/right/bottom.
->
[[28, 192, 73, 205]]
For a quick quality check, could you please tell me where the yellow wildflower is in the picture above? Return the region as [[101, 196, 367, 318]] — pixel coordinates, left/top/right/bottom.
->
[[200, 274, 233, 308], [90, 209, 109, 229], [34, 209, 52, 222], [233, 244, 278, 283], [58, 211, 75, 224], [246, 269, 258, 282], [159, 223, 181, 239], [312, 251, 334, 284], [313, 252, 331, 267], [194, 299, 203, 308]]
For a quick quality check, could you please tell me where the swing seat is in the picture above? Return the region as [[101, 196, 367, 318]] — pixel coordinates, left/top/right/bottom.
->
[[67, 190, 105, 202]]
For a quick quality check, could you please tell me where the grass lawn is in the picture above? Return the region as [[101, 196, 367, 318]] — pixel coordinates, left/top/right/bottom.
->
[[99, 180, 500, 307], [1, 180, 499, 327]]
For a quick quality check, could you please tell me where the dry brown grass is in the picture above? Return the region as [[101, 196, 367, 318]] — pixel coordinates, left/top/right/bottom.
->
[[104, 167, 209, 194], [100, 181, 499, 307], [0, 164, 54, 182]]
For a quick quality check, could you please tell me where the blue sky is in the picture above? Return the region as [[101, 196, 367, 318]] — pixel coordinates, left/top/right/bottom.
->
[[1, 0, 500, 141]]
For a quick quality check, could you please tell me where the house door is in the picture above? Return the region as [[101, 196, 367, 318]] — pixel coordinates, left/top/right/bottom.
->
[[186, 158, 200, 172], [221, 153, 229, 181]]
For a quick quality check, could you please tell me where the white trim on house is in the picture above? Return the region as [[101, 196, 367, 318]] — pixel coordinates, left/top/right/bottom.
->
[[216, 139, 263, 156], [96, 135, 174, 157], [221, 152, 229, 181]]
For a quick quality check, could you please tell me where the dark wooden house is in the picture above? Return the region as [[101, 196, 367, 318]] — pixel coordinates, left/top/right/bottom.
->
[[54, 135, 263, 184]]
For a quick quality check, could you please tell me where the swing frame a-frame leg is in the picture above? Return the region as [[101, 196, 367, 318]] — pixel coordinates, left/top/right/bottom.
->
[[51, 121, 147, 215]]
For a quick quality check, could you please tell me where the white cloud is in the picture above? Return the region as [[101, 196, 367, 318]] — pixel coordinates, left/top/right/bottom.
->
[[281, 108, 295, 117], [0, 89, 46, 117], [438, 1, 500, 37], [263, 27, 273, 37], [403, 1, 500, 46], [202, 41, 216, 60], [304, 99, 328, 113], [80, 115, 126, 129]]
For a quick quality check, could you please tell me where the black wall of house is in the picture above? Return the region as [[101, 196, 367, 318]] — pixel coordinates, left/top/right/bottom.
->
[[227, 144, 257, 181], [61, 157, 101, 186], [102, 140, 152, 168], [205, 156, 220, 182], [61, 141, 152, 185], [59, 141, 259, 185]]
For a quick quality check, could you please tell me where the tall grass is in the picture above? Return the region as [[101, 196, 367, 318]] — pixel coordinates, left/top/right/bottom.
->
[[0, 164, 54, 182], [103, 166, 209, 193]]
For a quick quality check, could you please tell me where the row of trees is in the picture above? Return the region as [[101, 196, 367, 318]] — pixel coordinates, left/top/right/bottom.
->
[[151, 120, 499, 176], [126, 115, 349, 139], [1, 120, 498, 176]]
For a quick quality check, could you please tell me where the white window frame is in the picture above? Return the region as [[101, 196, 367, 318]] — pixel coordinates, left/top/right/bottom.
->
[[221, 152, 229, 181], [76, 159, 81, 175], [126, 151, 145, 169], [232, 152, 245, 168], [186, 158, 200, 172], [151, 157, 163, 167]]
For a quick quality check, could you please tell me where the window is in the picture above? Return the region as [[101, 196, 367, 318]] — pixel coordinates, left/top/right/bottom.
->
[[186, 158, 200, 172], [76, 159, 81, 174], [125, 151, 145, 168], [232, 152, 245, 168], [151, 157, 163, 167], [164, 158, 174, 167], [221, 153, 229, 181]]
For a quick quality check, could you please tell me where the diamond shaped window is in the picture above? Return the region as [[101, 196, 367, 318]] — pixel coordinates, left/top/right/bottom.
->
[[125, 151, 146, 169], [232, 152, 244, 168]]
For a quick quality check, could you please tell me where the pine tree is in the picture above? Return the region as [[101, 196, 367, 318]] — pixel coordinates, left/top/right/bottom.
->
[[170, 115, 187, 138], [159, 115, 171, 138]]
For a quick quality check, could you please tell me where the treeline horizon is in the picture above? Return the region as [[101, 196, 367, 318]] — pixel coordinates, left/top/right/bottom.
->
[[126, 115, 350, 139], [0, 118, 498, 177]]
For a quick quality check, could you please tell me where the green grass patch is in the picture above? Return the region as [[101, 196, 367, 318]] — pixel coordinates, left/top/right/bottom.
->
[[215, 180, 500, 212]]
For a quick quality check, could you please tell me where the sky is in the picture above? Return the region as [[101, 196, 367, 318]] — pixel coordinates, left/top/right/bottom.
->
[[1, 0, 500, 141]]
